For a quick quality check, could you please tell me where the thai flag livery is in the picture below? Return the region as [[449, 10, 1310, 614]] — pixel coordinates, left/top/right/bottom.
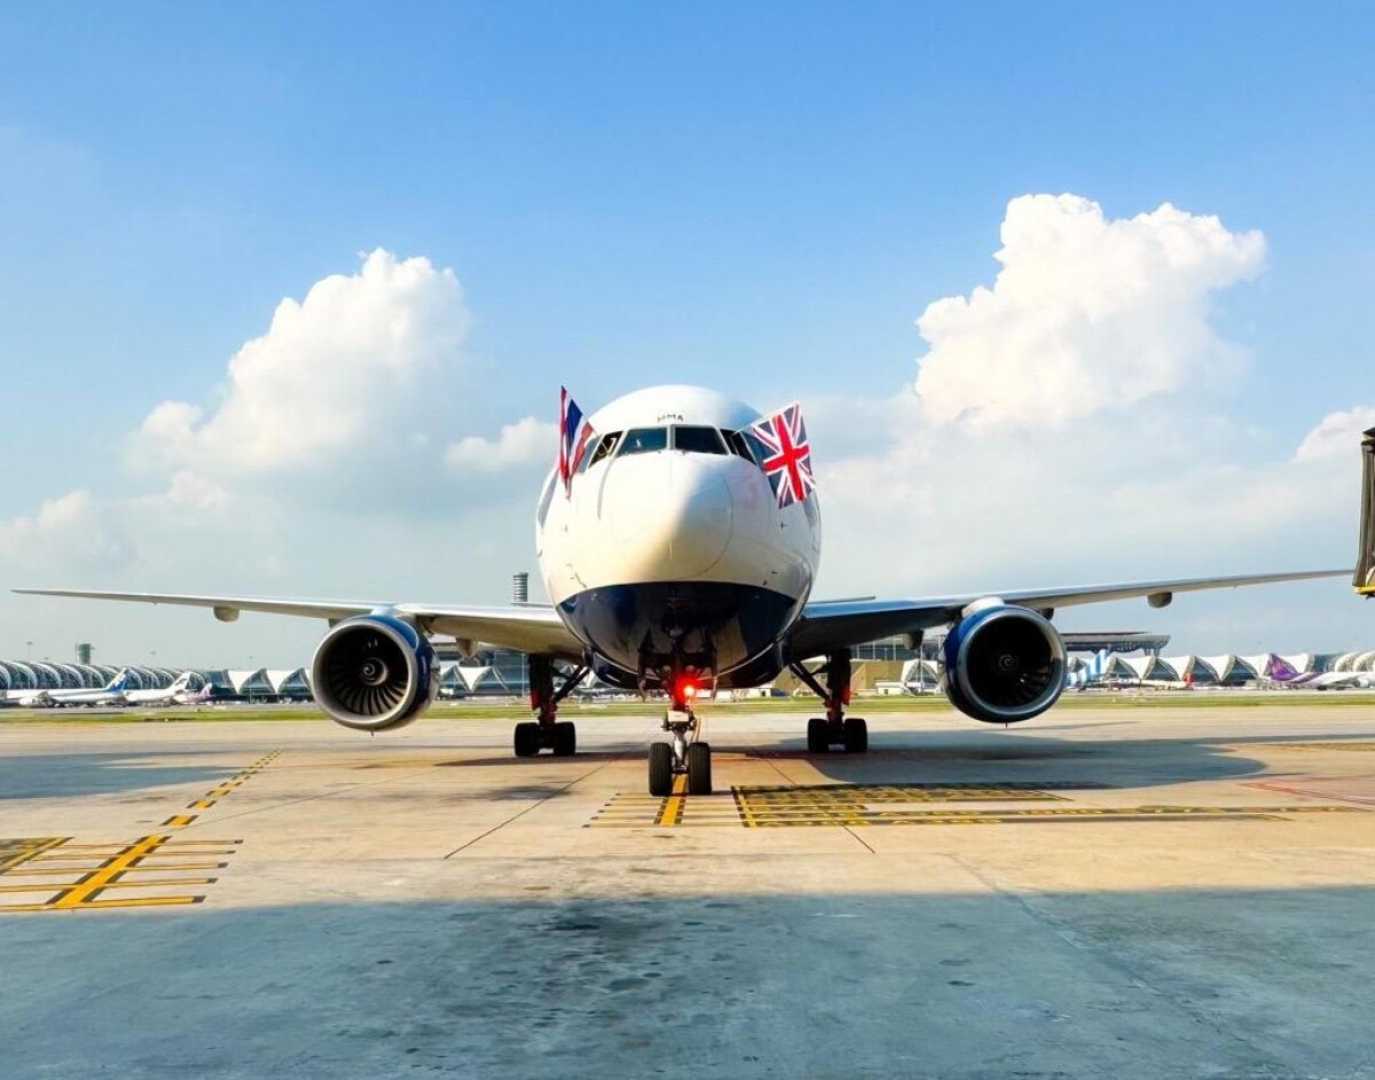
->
[[558, 387, 596, 496], [747, 402, 815, 508]]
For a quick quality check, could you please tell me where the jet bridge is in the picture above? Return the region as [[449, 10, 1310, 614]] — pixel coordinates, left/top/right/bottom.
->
[[1358, 427, 1375, 596]]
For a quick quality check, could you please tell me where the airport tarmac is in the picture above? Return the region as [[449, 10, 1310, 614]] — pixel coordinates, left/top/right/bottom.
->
[[4, 703, 1375, 1079]]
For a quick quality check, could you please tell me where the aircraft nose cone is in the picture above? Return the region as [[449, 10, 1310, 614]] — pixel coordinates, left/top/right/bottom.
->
[[608, 456, 733, 579]]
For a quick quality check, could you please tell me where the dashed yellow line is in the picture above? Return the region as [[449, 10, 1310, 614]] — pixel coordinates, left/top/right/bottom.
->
[[654, 775, 688, 826], [165, 749, 281, 827]]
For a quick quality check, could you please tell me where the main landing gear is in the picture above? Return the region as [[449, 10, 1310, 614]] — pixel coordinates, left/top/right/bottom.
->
[[514, 655, 589, 758], [789, 649, 868, 754], [648, 678, 712, 797]]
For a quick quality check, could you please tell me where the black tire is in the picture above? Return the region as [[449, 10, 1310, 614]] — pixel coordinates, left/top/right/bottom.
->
[[648, 743, 674, 796], [806, 717, 829, 754], [552, 721, 577, 757], [843, 716, 868, 754], [687, 742, 712, 795], [513, 721, 540, 757]]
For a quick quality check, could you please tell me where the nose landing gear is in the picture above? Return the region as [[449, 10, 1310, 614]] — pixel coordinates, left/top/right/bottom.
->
[[514, 655, 588, 757], [647, 678, 712, 796], [790, 649, 868, 754]]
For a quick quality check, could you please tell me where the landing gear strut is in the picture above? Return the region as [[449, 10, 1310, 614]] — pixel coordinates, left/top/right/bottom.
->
[[648, 677, 712, 797], [514, 655, 588, 758], [790, 649, 867, 754]]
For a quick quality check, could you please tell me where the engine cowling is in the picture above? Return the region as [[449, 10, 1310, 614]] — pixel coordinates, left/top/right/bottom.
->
[[943, 604, 1066, 724], [310, 614, 438, 731]]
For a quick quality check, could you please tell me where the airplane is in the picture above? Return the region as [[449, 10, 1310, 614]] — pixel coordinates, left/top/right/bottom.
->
[[15, 385, 1351, 795], [123, 671, 211, 706], [1066, 649, 1110, 690], [1265, 656, 1372, 691], [5, 668, 132, 708]]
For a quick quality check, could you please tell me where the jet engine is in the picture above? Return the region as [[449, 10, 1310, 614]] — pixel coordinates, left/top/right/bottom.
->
[[310, 614, 438, 731], [942, 604, 1066, 724]]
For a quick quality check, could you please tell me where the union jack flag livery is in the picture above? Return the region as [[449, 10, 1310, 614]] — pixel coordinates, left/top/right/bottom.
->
[[558, 387, 596, 496], [747, 402, 816, 508]]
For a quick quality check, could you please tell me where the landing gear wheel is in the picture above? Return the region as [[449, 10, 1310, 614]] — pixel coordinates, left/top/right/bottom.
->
[[552, 721, 577, 757], [687, 742, 713, 795], [843, 716, 868, 754], [514, 721, 540, 758], [648, 742, 674, 796], [806, 717, 829, 754]]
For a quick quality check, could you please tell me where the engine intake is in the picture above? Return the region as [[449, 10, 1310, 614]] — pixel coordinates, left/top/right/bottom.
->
[[943, 605, 1066, 724], [311, 614, 438, 731]]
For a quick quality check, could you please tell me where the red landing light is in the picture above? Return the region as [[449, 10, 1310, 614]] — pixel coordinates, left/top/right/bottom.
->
[[675, 677, 700, 703]]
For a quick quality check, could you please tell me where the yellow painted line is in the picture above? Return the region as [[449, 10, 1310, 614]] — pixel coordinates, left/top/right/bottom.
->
[[0, 882, 69, 893], [162, 815, 197, 828], [87, 877, 218, 890], [47, 835, 171, 909], [188, 800, 216, 810], [0, 837, 70, 873], [76, 895, 203, 910], [163, 840, 242, 848], [653, 775, 688, 827]]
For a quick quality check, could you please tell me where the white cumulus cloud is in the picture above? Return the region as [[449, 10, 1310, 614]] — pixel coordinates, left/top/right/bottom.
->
[[131, 249, 471, 474], [445, 416, 557, 473], [1293, 406, 1375, 463], [913, 194, 1266, 429], [0, 490, 134, 574]]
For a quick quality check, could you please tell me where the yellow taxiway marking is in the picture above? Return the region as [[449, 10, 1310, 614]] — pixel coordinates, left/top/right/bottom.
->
[[0, 834, 243, 912], [0, 838, 71, 874], [0, 755, 270, 913], [588, 781, 1371, 829], [169, 749, 281, 824], [46, 834, 175, 908], [654, 775, 689, 826]]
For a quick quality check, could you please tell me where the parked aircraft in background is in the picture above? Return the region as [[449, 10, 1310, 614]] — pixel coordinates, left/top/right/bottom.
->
[[1066, 649, 1110, 690], [3, 668, 131, 708], [1266, 656, 1373, 690], [17, 386, 1351, 795], [123, 671, 211, 706]]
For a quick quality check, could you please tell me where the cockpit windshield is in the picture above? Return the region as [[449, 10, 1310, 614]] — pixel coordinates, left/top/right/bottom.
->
[[619, 427, 669, 456], [672, 426, 727, 455]]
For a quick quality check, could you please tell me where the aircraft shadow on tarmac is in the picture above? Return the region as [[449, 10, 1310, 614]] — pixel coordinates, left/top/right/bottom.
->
[[0, 751, 243, 800], [444, 727, 1375, 794], [4, 885, 1374, 1079]]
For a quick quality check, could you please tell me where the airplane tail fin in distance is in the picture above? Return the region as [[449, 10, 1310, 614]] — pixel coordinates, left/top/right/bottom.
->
[[1358, 427, 1375, 596], [1267, 656, 1299, 682], [107, 669, 130, 691]]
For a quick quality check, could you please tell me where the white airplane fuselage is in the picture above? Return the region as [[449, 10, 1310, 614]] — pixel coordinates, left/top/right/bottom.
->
[[536, 386, 820, 689]]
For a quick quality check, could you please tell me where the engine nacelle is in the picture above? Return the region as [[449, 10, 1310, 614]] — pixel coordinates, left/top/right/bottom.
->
[[310, 614, 438, 731], [943, 605, 1066, 724]]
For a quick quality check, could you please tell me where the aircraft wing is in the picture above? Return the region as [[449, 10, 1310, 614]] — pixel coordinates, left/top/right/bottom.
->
[[11, 588, 584, 658], [788, 569, 1351, 659]]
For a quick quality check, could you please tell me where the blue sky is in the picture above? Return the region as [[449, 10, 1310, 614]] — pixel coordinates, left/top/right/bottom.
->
[[2, 4, 1374, 664]]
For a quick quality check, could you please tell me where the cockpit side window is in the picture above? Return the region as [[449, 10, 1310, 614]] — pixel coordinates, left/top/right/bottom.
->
[[725, 429, 756, 464], [619, 427, 668, 456], [588, 431, 622, 468], [672, 426, 727, 455]]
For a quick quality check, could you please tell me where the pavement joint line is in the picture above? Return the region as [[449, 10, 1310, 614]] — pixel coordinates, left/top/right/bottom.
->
[[444, 754, 623, 858]]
